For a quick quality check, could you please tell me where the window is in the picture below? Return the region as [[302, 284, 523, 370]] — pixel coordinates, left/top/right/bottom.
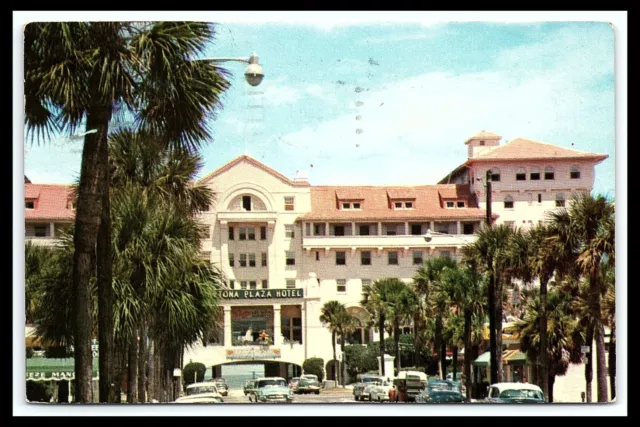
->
[[479, 140, 485, 146], [336, 251, 346, 265], [315, 251, 320, 261], [538, 193, 542, 204], [240, 281, 248, 290], [286, 251, 296, 266], [388, 251, 399, 265], [334, 225, 345, 236], [394, 201, 413, 209], [239, 227, 247, 240], [446, 201, 454, 208], [570, 166, 581, 179], [411, 224, 422, 235], [285, 225, 295, 239], [248, 227, 256, 240], [353, 203, 361, 209], [228, 227, 234, 240], [457, 201, 465, 208], [360, 225, 370, 236], [282, 313, 303, 344], [286, 279, 296, 289], [249, 280, 257, 290], [260, 226, 267, 240], [229, 280, 235, 289], [34, 224, 48, 237], [261, 252, 267, 267], [530, 168, 540, 180], [504, 196, 514, 209], [249, 253, 256, 267], [489, 169, 501, 182], [284, 197, 295, 211], [516, 168, 526, 181], [361, 251, 371, 266], [262, 280, 268, 289], [242, 195, 252, 211], [361, 279, 372, 288], [394, 202, 403, 209], [405, 202, 413, 209], [440, 250, 451, 259], [229, 253, 235, 267], [544, 166, 555, 180], [555, 193, 565, 207], [239, 254, 247, 267], [342, 202, 351, 210], [463, 223, 474, 235], [413, 251, 423, 265], [25, 200, 34, 209], [337, 279, 347, 293]]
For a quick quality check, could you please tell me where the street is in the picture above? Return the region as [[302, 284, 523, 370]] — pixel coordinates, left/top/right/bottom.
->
[[223, 388, 375, 404]]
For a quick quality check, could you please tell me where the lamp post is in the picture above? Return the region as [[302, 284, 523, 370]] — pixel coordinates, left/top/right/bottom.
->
[[485, 170, 492, 227], [195, 52, 265, 86]]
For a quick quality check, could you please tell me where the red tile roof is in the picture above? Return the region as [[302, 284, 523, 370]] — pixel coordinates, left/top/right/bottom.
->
[[469, 138, 609, 162], [24, 183, 75, 221], [301, 185, 491, 221], [464, 131, 502, 145], [197, 155, 310, 187]]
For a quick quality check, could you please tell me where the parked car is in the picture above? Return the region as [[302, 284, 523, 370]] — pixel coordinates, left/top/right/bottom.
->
[[253, 377, 294, 403], [417, 380, 467, 403], [353, 374, 384, 401], [174, 382, 224, 404], [296, 376, 321, 395], [288, 377, 301, 393], [486, 383, 545, 404], [210, 378, 229, 396], [244, 379, 256, 396], [369, 378, 394, 402]]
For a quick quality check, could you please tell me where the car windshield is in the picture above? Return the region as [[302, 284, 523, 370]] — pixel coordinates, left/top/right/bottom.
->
[[499, 389, 544, 400], [186, 385, 218, 396], [362, 377, 381, 384], [428, 381, 456, 391], [258, 379, 287, 388]]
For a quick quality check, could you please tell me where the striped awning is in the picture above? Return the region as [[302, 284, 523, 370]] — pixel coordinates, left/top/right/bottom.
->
[[472, 350, 529, 367]]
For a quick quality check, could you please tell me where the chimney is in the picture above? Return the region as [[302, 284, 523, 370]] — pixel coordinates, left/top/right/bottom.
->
[[293, 170, 308, 183]]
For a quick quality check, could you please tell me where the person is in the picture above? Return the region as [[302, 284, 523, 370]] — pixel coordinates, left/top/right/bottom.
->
[[522, 376, 528, 383]]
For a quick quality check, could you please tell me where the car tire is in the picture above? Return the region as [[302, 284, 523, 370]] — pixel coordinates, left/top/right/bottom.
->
[[354, 396, 359, 401], [315, 391, 319, 395]]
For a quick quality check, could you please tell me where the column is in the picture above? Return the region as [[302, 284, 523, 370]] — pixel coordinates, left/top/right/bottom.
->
[[224, 307, 232, 347], [352, 222, 356, 235], [50, 222, 55, 238], [325, 222, 330, 236], [377, 222, 382, 236], [220, 221, 229, 271], [456, 221, 461, 235], [404, 222, 409, 235], [430, 221, 435, 232], [310, 222, 315, 236], [273, 304, 282, 346]]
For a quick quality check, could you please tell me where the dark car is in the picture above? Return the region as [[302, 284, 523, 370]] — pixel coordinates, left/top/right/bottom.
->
[[210, 378, 229, 396], [296, 375, 321, 395], [416, 389, 467, 403]]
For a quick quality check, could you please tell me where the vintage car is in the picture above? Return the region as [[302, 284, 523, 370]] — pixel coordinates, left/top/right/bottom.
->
[[244, 379, 256, 396], [296, 375, 321, 394], [369, 378, 394, 402], [391, 371, 427, 402], [288, 377, 301, 392], [353, 374, 384, 401], [416, 388, 467, 403], [253, 377, 294, 403], [174, 382, 224, 404], [210, 378, 229, 396], [486, 383, 545, 404]]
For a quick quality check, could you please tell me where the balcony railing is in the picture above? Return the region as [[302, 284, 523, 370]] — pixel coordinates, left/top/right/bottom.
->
[[302, 233, 476, 249]]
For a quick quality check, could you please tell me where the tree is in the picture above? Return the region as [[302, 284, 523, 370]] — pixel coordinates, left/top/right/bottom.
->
[[335, 309, 358, 386], [361, 280, 387, 376], [302, 358, 324, 382], [319, 301, 345, 384], [25, 22, 231, 402], [182, 362, 207, 387]]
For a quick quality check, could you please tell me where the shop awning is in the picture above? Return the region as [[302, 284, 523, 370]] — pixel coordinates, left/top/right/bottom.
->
[[473, 352, 491, 367], [473, 350, 529, 367], [26, 358, 99, 382]]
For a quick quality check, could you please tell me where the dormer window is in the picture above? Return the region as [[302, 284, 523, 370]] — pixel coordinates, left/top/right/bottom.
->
[[393, 200, 414, 210], [25, 200, 35, 209], [446, 201, 454, 208], [457, 201, 465, 208], [341, 201, 363, 210], [343, 202, 351, 209]]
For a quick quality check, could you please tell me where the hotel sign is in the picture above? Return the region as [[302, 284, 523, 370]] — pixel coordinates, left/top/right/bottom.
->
[[226, 347, 281, 360], [220, 288, 304, 299]]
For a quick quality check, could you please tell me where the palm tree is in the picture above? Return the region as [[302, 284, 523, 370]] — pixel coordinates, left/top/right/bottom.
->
[[320, 301, 345, 384], [335, 309, 358, 386], [25, 22, 231, 402], [361, 280, 387, 376], [465, 224, 514, 384], [547, 193, 614, 402]]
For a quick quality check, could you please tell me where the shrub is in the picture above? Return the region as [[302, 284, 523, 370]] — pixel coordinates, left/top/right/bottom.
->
[[182, 362, 207, 387], [344, 344, 379, 381], [302, 357, 324, 382]]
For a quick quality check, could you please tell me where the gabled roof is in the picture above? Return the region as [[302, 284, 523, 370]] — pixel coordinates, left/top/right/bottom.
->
[[301, 184, 489, 221], [469, 138, 609, 163], [24, 183, 75, 221], [197, 155, 310, 187], [464, 131, 502, 145]]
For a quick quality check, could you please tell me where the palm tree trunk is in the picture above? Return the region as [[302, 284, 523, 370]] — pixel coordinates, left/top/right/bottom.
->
[[413, 314, 420, 367], [332, 331, 338, 384], [548, 373, 555, 403], [127, 332, 138, 403], [594, 321, 609, 402], [585, 323, 594, 403], [137, 328, 147, 403], [340, 333, 347, 387], [394, 319, 401, 376], [609, 323, 616, 400], [435, 316, 443, 379], [147, 339, 155, 402], [379, 313, 386, 376], [97, 134, 115, 403], [495, 276, 504, 383], [72, 109, 111, 402], [463, 308, 472, 400], [440, 341, 447, 380], [487, 268, 499, 385], [539, 276, 550, 401], [452, 345, 458, 382]]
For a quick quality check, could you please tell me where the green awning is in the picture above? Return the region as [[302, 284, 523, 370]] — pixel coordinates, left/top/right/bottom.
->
[[504, 350, 528, 365], [26, 358, 99, 382], [473, 351, 491, 367]]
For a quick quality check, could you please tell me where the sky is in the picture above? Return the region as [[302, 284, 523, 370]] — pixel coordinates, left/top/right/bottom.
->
[[23, 20, 616, 196]]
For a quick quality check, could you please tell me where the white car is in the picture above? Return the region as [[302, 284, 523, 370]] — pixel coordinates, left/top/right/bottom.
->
[[485, 383, 545, 404], [174, 382, 224, 404], [369, 378, 394, 402]]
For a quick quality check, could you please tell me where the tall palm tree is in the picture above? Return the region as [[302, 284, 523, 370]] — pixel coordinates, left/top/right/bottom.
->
[[465, 224, 514, 384], [320, 301, 345, 383], [361, 280, 387, 376], [25, 22, 231, 402], [335, 309, 358, 386]]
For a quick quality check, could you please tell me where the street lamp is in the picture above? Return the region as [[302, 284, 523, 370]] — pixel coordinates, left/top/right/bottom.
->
[[197, 52, 265, 87], [423, 229, 471, 244]]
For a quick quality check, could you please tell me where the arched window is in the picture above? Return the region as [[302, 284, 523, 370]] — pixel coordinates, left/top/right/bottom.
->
[[544, 166, 555, 180], [530, 167, 540, 181], [504, 195, 514, 209], [346, 307, 371, 345], [515, 167, 526, 181], [555, 193, 565, 207], [570, 165, 581, 179], [488, 168, 501, 182]]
